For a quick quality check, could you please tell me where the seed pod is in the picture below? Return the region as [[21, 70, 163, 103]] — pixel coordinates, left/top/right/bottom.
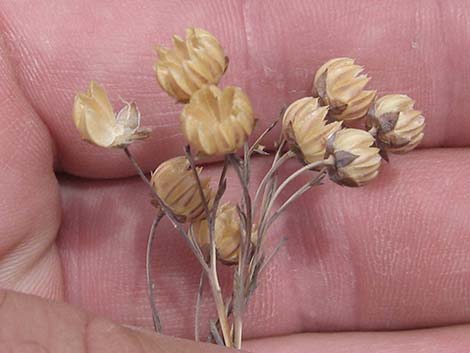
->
[[191, 203, 254, 265], [73, 81, 150, 148], [326, 128, 381, 187], [282, 97, 342, 164], [312, 58, 376, 122], [150, 156, 212, 222], [155, 28, 228, 102], [180, 85, 255, 156], [367, 94, 425, 153]]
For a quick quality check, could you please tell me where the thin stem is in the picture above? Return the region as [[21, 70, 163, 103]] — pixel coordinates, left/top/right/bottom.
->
[[259, 158, 332, 240], [207, 271, 232, 347], [209, 157, 231, 347], [184, 146, 217, 272], [184, 145, 211, 226], [243, 142, 250, 186], [257, 137, 287, 218], [271, 160, 326, 203], [195, 271, 205, 342], [123, 147, 209, 271], [273, 138, 287, 164], [146, 211, 165, 333], [254, 149, 294, 206], [247, 139, 286, 306], [254, 142, 288, 253], [185, 147, 232, 347], [209, 155, 229, 270], [247, 119, 279, 156], [207, 296, 234, 346], [265, 167, 327, 231], [228, 154, 252, 350], [210, 320, 225, 346], [249, 165, 328, 308], [244, 237, 286, 305], [259, 237, 286, 274]]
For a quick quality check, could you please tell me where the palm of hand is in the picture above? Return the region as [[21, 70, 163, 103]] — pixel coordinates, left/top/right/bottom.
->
[[1, 1, 470, 352]]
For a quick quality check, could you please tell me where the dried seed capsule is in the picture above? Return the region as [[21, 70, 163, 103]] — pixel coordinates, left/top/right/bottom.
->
[[282, 97, 342, 164], [312, 58, 376, 122], [180, 85, 255, 156], [326, 128, 381, 187], [155, 28, 228, 102], [150, 156, 212, 222], [367, 94, 425, 153], [73, 81, 150, 148], [191, 203, 253, 265]]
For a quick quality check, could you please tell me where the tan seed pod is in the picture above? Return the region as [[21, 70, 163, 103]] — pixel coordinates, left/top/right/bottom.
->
[[151, 156, 212, 222], [155, 28, 228, 102], [282, 97, 342, 164], [312, 57, 376, 122], [180, 85, 255, 156], [191, 202, 255, 265], [367, 94, 425, 153], [326, 128, 381, 187], [73, 81, 150, 148]]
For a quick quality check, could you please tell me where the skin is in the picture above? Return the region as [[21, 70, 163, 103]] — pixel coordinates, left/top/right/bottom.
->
[[0, 0, 470, 352]]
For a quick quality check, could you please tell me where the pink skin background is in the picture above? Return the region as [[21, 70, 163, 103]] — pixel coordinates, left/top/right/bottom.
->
[[1, 0, 470, 352]]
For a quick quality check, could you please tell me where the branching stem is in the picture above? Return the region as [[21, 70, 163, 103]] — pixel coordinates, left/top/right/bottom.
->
[[123, 147, 208, 270], [228, 152, 253, 350], [184, 147, 232, 347], [259, 157, 333, 239], [265, 167, 327, 230], [254, 149, 294, 206]]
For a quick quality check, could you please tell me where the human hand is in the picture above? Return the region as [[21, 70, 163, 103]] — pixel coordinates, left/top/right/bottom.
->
[[1, 1, 470, 352]]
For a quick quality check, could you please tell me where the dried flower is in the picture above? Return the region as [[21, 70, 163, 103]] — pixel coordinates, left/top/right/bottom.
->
[[151, 156, 212, 222], [312, 57, 376, 122], [155, 28, 228, 102], [367, 94, 425, 153], [282, 97, 342, 164], [73, 81, 150, 148], [180, 85, 255, 156], [191, 202, 254, 264], [326, 128, 381, 187]]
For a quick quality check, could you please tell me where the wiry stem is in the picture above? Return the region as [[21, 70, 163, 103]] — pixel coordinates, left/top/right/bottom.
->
[[253, 139, 289, 244], [245, 139, 286, 312], [184, 147, 232, 347], [209, 320, 225, 346], [247, 145, 330, 311], [259, 237, 286, 274], [254, 148, 294, 206], [146, 212, 165, 333], [124, 146, 214, 337], [259, 158, 332, 239], [247, 119, 279, 157], [228, 152, 252, 350], [207, 267, 231, 347], [265, 167, 327, 231], [252, 141, 286, 250], [123, 147, 208, 271]]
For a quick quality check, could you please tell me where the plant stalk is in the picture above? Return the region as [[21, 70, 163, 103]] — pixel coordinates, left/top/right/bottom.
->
[[184, 148, 232, 347]]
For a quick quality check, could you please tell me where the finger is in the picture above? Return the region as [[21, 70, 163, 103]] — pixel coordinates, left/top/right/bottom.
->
[[0, 40, 61, 298], [0, 288, 231, 353], [58, 148, 470, 339], [245, 326, 470, 353], [7, 288, 467, 353], [1, 0, 469, 177]]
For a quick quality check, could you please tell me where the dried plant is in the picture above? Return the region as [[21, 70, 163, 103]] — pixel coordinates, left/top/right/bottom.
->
[[71, 27, 426, 349]]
